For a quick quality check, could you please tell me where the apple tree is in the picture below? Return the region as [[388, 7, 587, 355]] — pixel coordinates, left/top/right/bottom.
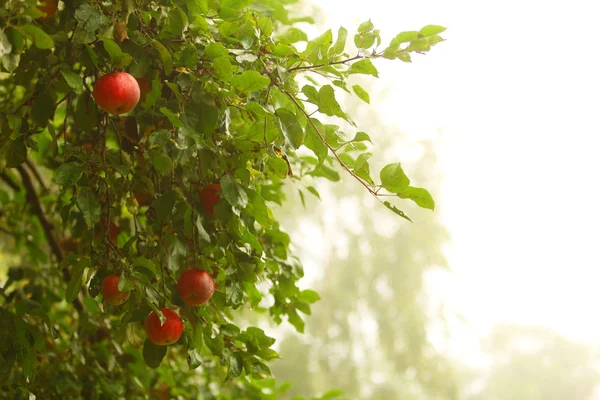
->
[[0, 0, 445, 398]]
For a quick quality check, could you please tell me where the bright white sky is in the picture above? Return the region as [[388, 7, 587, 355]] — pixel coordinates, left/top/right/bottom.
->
[[306, 0, 600, 362]]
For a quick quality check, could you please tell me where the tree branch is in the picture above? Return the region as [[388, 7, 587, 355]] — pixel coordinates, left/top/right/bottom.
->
[[16, 165, 84, 313], [0, 171, 21, 191], [282, 90, 377, 196], [287, 54, 365, 72], [25, 159, 50, 194]]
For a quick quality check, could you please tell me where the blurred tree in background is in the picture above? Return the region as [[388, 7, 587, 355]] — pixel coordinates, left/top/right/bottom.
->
[[464, 324, 600, 400]]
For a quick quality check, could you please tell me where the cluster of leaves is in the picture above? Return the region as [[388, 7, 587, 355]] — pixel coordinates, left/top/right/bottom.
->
[[0, 0, 444, 398]]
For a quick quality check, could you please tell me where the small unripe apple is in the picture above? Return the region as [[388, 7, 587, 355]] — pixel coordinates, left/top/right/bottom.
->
[[93, 72, 140, 114], [37, 0, 57, 20], [144, 308, 183, 346], [177, 269, 215, 306], [101, 274, 130, 305], [199, 184, 221, 216]]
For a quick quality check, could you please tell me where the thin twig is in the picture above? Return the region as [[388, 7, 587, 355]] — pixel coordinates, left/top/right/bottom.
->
[[0, 172, 20, 191], [282, 89, 377, 196], [16, 165, 83, 313], [287, 54, 364, 72]]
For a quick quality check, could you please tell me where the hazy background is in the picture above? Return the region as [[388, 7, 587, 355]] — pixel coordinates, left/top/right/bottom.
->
[[266, 0, 600, 398]]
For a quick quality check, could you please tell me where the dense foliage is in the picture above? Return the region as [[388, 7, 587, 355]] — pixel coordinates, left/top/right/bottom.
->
[[0, 0, 444, 398]]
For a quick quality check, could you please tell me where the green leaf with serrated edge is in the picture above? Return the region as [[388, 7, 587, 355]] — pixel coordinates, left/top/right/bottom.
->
[[6, 140, 26, 168], [231, 70, 270, 93], [76, 187, 101, 227], [151, 153, 173, 175], [380, 162, 410, 193], [54, 163, 84, 186], [60, 69, 84, 92], [352, 84, 370, 104], [154, 190, 177, 222], [389, 31, 419, 48], [187, 348, 202, 369], [220, 175, 248, 208], [21, 24, 54, 49], [30, 90, 56, 127], [352, 132, 372, 144], [347, 59, 379, 77], [204, 42, 228, 59], [318, 85, 344, 118], [304, 119, 328, 163], [298, 289, 320, 304], [99, 37, 123, 65], [143, 339, 167, 369], [65, 257, 89, 302], [419, 25, 447, 37], [152, 40, 173, 74], [213, 56, 233, 82], [331, 27, 348, 56], [195, 215, 211, 242], [357, 20, 374, 33], [276, 108, 304, 149], [244, 102, 272, 118], [383, 201, 413, 222], [159, 107, 183, 127], [398, 186, 435, 210], [303, 29, 332, 64], [225, 352, 243, 381]]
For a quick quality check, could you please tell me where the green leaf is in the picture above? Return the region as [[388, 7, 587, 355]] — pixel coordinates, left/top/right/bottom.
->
[[213, 56, 234, 82], [99, 37, 123, 65], [331, 27, 348, 56], [30, 89, 56, 127], [1, 53, 20, 72], [54, 163, 84, 187], [382, 201, 413, 222], [65, 257, 89, 302], [154, 190, 177, 222], [320, 389, 345, 400], [0, 30, 12, 56], [187, 348, 202, 369], [244, 102, 273, 118], [60, 69, 84, 92], [419, 25, 447, 37], [195, 215, 211, 242], [143, 339, 167, 369], [304, 30, 332, 64], [75, 4, 104, 34], [310, 164, 340, 182], [220, 0, 252, 19], [347, 59, 379, 77], [280, 28, 308, 43], [380, 163, 410, 193], [304, 119, 328, 163], [225, 352, 243, 381], [352, 131, 372, 144], [152, 40, 173, 74], [159, 107, 183, 127], [389, 31, 419, 48], [352, 84, 370, 104], [358, 19, 374, 33], [76, 187, 101, 227], [231, 71, 270, 93], [151, 154, 172, 176], [20, 24, 54, 49], [276, 108, 304, 149], [398, 186, 435, 210], [204, 42, 228, 59], [318, 85, 345, 118], [298, 289, 320, 304], [5, 140, 26, 168], [220, 175, 248, 208]]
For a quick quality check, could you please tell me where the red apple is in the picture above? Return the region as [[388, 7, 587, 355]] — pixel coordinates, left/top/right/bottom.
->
[[177, 269, 215, 306], [144, 308, 183, 346], [93, 72, 140, 114], [199, 184, 221, 216], [37, 0, 57, 20], [101, 274, 130, 305]]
